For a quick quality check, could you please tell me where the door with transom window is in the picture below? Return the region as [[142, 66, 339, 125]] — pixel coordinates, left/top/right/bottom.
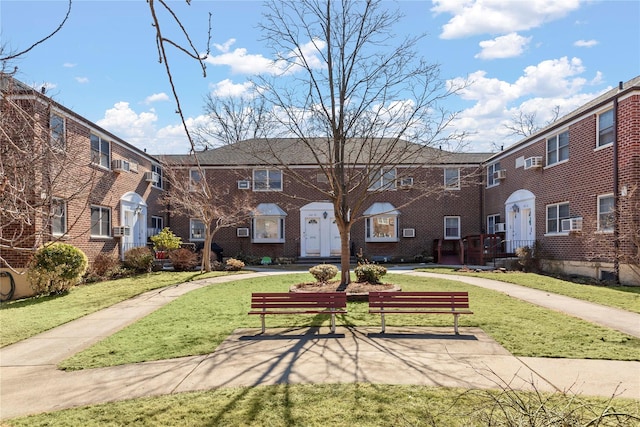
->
[[300, 202, 342, 257]]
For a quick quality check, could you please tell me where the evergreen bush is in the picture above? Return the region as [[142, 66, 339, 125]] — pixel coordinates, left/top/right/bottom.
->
[[354, 263, 387, 283], [27, 243, 88, 295], [309, 264, 338, 282], [123, 247, 154, 273]]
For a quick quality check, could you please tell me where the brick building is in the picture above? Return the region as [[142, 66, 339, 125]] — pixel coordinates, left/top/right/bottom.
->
[[483, 76, 640, 285], [1, 76, 167, 299]]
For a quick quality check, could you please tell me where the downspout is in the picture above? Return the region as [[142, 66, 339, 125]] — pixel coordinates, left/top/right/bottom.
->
[[613, 81, 622, 285]]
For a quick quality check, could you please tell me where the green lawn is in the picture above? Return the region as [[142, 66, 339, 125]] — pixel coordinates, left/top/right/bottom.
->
[[58, 273, 640, 371], [8, 384, 639, 427], [417, 267, 640, 314], [0, 271, 236, 347]]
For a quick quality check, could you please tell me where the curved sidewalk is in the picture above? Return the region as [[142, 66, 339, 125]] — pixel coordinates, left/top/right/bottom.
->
[[1, 270, 639, 420]]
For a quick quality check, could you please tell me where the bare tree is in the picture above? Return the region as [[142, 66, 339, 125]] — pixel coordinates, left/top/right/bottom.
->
[[200, 0, 468, 285], [159, 162, 255, 271], [504, 106, 561, 138], [0, 74, 96, 272]]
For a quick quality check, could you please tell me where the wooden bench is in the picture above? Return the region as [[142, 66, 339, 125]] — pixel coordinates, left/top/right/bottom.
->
[[249, 292, 347, 334], [368, 291, 473, 334]]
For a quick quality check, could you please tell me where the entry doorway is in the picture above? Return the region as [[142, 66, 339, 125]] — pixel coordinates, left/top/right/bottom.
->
[[300, 202, 342, 257]]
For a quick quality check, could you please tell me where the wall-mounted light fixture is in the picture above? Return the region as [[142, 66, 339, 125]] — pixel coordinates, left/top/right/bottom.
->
[[512, 204, 520, 213], [323, 211, 328, 219]]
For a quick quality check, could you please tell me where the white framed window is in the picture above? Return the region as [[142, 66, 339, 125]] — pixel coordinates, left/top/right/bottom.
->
[[252, 203, 286, 243], [546, 202, 570, 234], [151, 164, 163, 189], [51, 198, 67, 235], [546, 130, 569, 166], [444, 168, 460, 190], [150, 216, 163, 236], [444, 216, 460, 239], [90, 134, 110, 168], [364, 202, 399, 242], [597, 194, 615, 232], [253, 169, 282, 191], [90, 205, 111, 237], [487, 162, 500, 187], [487, 214, 501, 234], [190, 219, 205, 240], [368, 168, 396, 191], [50, 113, 65, 150], [597, 109, 614, 148], [190, 168, 204, 191]]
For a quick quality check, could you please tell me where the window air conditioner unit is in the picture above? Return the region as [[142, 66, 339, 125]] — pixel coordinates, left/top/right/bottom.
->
[[112, 226, 131, 237], [128, 159, 139, 173], [524, 156, 543, 169], [111, 159, 129, 173], [494, 223, 506, 233], [494, 169, 507, 180], [237, 180, 250, 190], [237, 227, 250, 237], [402, 228, 416, 238], [399, 177, 414, 187], [144, 171, 159, 183], [561, 217, 583, 232]]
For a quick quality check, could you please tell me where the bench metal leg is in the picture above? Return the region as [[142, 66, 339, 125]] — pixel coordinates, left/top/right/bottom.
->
[[453, 314, 459, 335], [330, 312, 336, 334], [260, 314, 266, 334], [381, 313, 386, 334]]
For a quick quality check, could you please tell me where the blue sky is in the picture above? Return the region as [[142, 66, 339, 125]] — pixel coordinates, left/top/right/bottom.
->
[[2, 0, 639, 154]]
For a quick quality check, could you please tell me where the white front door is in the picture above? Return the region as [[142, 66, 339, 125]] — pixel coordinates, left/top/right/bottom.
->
[[300, 202, 344, 257], [120, 192, 147, 259], [505, 189, 535, 253], [330, 219, 341, 256], [304, 218, 321, 256]]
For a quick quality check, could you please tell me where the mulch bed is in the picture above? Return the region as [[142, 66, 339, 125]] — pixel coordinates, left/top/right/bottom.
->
[[291, 281, 398, 294]]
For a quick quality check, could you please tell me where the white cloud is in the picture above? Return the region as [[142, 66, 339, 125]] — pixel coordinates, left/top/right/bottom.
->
[[144, 92, 170, 104], [74, 76, 89, 84], [210, 79, 254, 97], [63, 63, 76, 68], [574, 39, 598, 48], [432, 0, 581, 39], [475, 33, 531, 59], [97, 102, 158, 143], [214, 38, 236, 53]]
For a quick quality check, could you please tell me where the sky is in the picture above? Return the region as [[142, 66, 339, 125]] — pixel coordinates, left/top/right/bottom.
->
[[2, 0, 639, 155]]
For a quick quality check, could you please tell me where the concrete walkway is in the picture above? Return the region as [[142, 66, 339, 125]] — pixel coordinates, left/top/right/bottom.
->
[[1, 270, 639, 420]]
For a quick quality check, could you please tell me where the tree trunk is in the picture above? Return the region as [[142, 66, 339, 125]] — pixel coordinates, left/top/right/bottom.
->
[[338, 222, 351, 287], [201, 229, 213, 272]]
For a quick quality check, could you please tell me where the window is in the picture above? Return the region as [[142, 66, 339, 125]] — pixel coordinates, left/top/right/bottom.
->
[[487, 162, 500, 187], [369, 168, 396, 191], [253, 169, 282, 191], [50, 113, 65, 150], [150, 216, 163, 236], [598, 194, 615, 232], [364, 202, 399, 242], [90, 206, 111, 237], [152, 164, 163, 189], [597, 109, 614, 147], [546, 202, 570, 234], [487, 214, 501, 234], [190, 219, 205, 240], [90, 134, 110, 168], [444, 216, 461, 239], [51, 199, 67, 235], [252, 203, 286, 243], [190, 168, 204, 191], [546, 130, 569, 166], [444, 168, 460, 190]]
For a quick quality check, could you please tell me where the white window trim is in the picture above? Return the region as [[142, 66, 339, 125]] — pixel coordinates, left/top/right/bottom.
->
[[252, 216, 285, 243], [365, 214, 399, 242], [151, 164, 163, 189], [51, 198, 67, 236], [444, 216, 461, 240], [190, 168, 204, 191], [545, 202, 570, 236], [50, 112, 66, 151], [545, 130, 569, 167], [444, 168, 460, 190], [596, 108, 614, 149], [90, 205, 111, 238], [252, 169, 283, 192], [597, 193, 615, 233], [486, 162, 500, 188], [190, 219, 205, 241], [368, 168, 397, 191], [90, 133, 111, 169], [487, 214, 500, 235]]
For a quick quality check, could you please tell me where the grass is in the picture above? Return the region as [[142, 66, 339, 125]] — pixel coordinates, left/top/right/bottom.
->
[[58, 273, 640, 370], [7, 383, 639, 426], [417, 267, 640, 314], [0, 271, 236, 347]]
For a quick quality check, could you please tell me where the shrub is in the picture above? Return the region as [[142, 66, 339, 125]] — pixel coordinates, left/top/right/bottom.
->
[[28, 243, 88, 295], [150, 227, 182, 252], [515, 241, 543, 272], [225, 258, 245, 271], [354, 263, 387, 284], [168, 248, 199, 271], [123, 247, 154, 273], [89, 253, 122, 278], [309, 264, 338, 282]]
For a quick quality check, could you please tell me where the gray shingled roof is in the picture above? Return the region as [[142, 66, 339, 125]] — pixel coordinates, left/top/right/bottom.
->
[[159, 137, 492, 167]]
